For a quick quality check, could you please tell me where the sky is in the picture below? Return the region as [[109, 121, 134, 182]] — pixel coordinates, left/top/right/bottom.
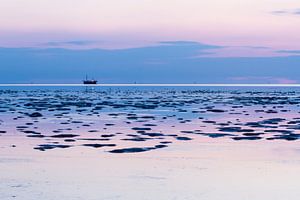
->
[[1, 42, 300, 84], [0, 0, 300, 83], [1, 0, 300, 50]]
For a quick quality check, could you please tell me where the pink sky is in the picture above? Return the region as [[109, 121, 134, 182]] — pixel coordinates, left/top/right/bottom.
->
[[0, 0, 300, 55]]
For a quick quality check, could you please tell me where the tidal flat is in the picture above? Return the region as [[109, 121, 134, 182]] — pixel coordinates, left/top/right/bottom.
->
[[1, 87, 300, 199]]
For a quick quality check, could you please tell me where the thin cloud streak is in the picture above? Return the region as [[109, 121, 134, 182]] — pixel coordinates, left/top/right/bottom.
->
[[40, 40, 103, 48], [276, 50, 300, 55], [271, 8, 300, 15]]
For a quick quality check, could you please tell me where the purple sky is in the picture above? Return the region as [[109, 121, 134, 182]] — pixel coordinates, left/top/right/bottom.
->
[[1, 0, 300, 56]]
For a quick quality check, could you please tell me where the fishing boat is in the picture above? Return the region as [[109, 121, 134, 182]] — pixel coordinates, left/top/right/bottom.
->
[[83, 75, 98, 84]]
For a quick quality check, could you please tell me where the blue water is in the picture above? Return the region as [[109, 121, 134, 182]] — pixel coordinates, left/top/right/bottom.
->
[[1, 85, 300, 92]]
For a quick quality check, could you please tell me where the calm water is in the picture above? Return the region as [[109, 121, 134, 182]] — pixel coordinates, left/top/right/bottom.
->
[[1, 86, 300, 200], [1, 85, 300, 152]]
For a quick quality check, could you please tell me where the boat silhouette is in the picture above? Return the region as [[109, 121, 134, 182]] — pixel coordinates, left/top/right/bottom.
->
[[83, 75, 97, 84]]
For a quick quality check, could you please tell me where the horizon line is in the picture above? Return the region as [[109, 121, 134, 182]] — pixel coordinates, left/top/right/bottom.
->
[[1, 83, 300, 87]]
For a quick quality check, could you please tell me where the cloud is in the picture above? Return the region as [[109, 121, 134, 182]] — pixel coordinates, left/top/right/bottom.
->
[[271, 9, 300, 16], [271, 10, 289, 15], [160, 41, 200, 45], [0, 41, 300, 84], [41, 40, 102, 47], [160, 41, 222, 49], [39, 40, 222, 58], [111, 41, 223, 59], [241, 46, 270, 50], [204, 46, 275, 58], [276, 50, 300, 54], [293, 9, 300, 15]]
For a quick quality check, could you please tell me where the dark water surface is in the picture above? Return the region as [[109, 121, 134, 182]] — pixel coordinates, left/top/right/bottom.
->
[[1, 85, 300, 153]]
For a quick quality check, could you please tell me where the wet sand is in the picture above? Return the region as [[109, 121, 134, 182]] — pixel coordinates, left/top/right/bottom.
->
[[1, 139, 300, 200]]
